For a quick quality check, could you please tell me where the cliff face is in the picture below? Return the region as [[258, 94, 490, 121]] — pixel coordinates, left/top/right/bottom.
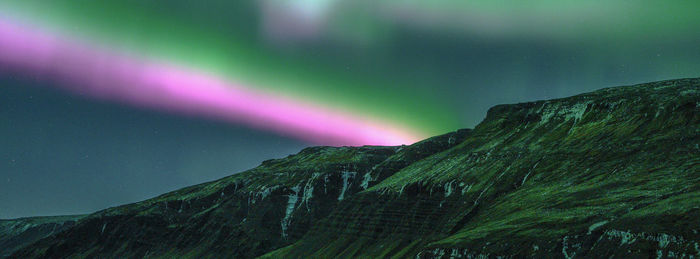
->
[[9, 78, 700, 258]]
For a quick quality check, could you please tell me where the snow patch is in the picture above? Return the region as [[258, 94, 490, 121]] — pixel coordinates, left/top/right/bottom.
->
[[281, 185, 301, 238], [444, 180, 455, 197], [360, 172, 372, 190], [420, 248, 488, 259], [323, 174, 330, 194], [301, 178, 315, 212], [603, 229, 685, 249], [399, 183, 407, 196], [538, 102, 590, 126], [448, 135, 456, 145], [461, 183, 472, 195], [337, 171, 356, 201], [658, 233, 672, 248], [474, 183, 492, 206], [587, 220, 609, 234], [561, 235, 581, 259], [539, 105, 556, 124], [565, 102, 589, 122], [258, 186, 274, 200], [521, 171, 532, 186], [521, 161, 540, 186], [606, 229, 637, 246]]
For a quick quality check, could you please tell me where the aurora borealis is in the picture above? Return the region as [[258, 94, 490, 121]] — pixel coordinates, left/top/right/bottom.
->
[[0, 17, 421, 146], [2, 0, 700, 218]]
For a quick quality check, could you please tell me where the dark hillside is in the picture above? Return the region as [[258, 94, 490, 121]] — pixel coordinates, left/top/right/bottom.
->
[[9, 78, 699, 258]]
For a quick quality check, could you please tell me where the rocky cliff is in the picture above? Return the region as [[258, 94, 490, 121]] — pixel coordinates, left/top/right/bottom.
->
[[7, 78, 699, 258]]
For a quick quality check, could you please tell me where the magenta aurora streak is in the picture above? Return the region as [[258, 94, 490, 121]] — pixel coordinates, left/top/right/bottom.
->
[[0, 18, 424, 146]]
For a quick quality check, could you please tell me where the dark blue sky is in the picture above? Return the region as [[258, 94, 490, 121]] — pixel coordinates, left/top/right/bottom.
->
[[0, 75, 306, 218]]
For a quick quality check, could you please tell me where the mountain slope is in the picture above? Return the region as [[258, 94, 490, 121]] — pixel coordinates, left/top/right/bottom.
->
[[9, 128, 469, 258], [264, 78, 699, 258], [0, 215, 83, 258], [10, 78, 700, 258]]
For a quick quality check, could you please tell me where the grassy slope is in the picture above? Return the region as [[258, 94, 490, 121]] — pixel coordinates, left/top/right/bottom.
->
[[9, 130, 468, 258], [263, 78, 699, 258], [0, 215, 84, 258]]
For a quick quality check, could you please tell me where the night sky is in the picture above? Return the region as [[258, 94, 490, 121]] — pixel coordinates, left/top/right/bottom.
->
[[2, 1, 699, 218]]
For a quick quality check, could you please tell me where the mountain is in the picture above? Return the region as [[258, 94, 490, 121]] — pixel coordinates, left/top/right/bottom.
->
[[6, 78, 699, 258], [0, 215, 83, 258]]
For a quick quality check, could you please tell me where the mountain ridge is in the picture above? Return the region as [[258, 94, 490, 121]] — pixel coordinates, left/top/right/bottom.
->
[[5, 78, 699, 258]]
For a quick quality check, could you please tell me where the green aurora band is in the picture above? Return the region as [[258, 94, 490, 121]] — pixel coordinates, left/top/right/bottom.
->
[[0, 0, 461, 138], [3, 0, 700, 139]]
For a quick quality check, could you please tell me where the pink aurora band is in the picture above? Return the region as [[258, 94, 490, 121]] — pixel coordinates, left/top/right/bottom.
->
[[0, 18, 423, 146]]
